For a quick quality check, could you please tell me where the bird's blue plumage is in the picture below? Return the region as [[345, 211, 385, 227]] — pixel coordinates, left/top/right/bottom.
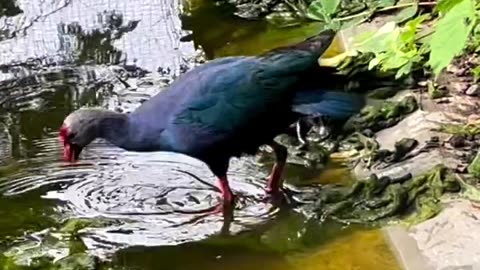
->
[[292, 89, 366, 120], [124, 29, 365, 176]]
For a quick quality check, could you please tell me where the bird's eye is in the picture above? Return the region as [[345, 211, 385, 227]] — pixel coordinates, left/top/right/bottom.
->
[[68, 133, 76, 140]]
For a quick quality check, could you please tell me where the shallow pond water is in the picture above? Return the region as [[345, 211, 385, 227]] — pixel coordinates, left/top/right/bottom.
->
[[0, 0, 400, 269]]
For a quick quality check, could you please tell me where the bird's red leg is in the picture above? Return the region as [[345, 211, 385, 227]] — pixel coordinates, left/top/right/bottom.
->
[[207, 161, 234, 206], [217, 175, 234, 204], [266, 141, 287, 194]]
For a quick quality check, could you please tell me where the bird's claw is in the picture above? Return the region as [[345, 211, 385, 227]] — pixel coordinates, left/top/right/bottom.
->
[[262, 187, 296, 206]]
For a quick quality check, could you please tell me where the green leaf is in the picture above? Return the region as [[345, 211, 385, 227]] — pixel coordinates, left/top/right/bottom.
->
[[394, 4, 418, 24], [307, 0, 340, 21], [472, 65, 480, 82], [374, 0, 396, 8], [427, 0, 476, 77], [354, 22, 401, 53], [396, 61, 413, 79], [368, 57, 381, 70], [434, 0, 464, 14], [306, 1, 328, 21], [340, 11, 374, 29], [320, 0, 340, 15]]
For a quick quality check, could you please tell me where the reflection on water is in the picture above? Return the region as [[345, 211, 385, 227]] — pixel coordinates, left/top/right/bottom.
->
[[182, 0, 324, 59], [0, 0, 400, 269], [111, 221, 399, 270]]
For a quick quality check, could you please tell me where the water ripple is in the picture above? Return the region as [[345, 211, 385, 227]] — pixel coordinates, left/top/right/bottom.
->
[[0, 131, 278, 253], [0, 0, 286, 256]]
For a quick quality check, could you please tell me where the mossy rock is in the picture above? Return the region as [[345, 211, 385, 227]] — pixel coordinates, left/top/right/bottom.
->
[[468, 150, 480, 178], [346, 95, 418, 133], [297, 164, 461, 226]]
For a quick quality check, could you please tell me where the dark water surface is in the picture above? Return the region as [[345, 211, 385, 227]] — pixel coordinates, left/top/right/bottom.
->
[[0, 0, 399, 269]]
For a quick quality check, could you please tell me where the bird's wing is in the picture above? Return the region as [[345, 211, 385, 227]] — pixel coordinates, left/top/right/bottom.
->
[[171, 57, 290, 135]]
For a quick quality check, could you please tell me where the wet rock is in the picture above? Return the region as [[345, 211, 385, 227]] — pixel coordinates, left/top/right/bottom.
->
[[427, 80, 448, 99], [353, 109, 462, 180], [362, 129, 374, 137], [213, 0, 306, 21], [262, 134, 330, 168], [392, 138, 418, 159], [448, 135, 466, 148], [265, 11, 301, 27], [451, 81, 469, 93], [408, 200, 480, 270], [465, 84, 480, 96], [351, 137, 420, 171], [468, 114, 480, 124], [446, 64, 461, 74], [367, 87, 399, 99], [346, 95, 418, 133], [232, 0, 281, 19]]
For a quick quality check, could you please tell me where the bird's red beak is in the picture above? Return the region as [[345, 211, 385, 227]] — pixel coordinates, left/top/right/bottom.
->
[[59, 125, 81, 162]]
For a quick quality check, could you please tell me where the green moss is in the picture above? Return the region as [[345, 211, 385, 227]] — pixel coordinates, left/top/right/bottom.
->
[[438, 123, 480, 136], [427, 80, 447, 99], [59, 218, 113, 235], [456, 173, 480, 203], [347, 95, 418, 132], [468, 150, 480, 178], [301, 164, 460, 226]]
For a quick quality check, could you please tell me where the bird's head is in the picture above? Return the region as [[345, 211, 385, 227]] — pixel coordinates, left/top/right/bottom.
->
[[59, 109, 102, 162]]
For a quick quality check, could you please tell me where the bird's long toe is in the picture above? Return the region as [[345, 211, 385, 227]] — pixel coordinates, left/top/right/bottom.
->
[[262, 188, 291, 206], [264, 184, 307, 207]]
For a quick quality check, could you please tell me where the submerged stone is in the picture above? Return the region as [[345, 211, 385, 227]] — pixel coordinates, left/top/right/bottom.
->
[[0, 218, 117, 270]]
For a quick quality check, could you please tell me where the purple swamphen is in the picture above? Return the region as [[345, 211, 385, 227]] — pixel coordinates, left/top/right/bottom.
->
[[59, 29, 366, 205]]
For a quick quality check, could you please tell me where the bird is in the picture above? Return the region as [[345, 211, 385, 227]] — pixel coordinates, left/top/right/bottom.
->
[[59, 29, 366, 206]]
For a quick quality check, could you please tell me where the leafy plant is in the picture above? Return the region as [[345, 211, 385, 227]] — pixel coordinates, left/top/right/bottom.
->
[[323, 15, 430, 79], [367, 15, 429, 78], [427, 0, 477, 77], [310, 0, 480, 81], [472, 65, 480, 82], [307, 0, 341, 29]]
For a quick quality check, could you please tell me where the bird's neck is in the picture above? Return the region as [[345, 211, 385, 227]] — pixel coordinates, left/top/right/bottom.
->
[[96, 110, 168, 152], [96, 111, 132, 148]]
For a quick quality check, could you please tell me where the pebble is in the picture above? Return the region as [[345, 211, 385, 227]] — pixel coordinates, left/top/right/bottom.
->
[[455, 164, 468, 173], [466, 84, 480, 96], [362, 129, 374, 137], [450, 82, 469, 93], [467, 114, 480, 124], [448, 135, 466, 148], [446, 64, 461, 74]]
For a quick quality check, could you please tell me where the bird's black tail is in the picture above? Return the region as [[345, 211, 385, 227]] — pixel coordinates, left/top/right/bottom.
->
[[257, 29, 337, 76]]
